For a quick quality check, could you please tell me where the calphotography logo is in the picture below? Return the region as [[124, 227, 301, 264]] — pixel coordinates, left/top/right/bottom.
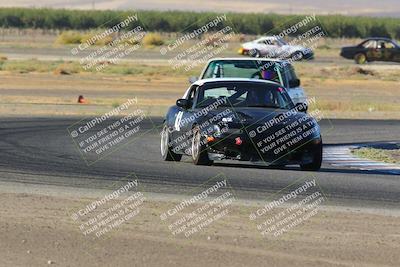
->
[[160, 174, 236, 238], [159, 14, 237, 72], [245, 13, 327, 65], [243, 96, 332, 167], [161, 97, 234, 157], [72, 14, 147, 72], [250, 177, 327, 238], [67, 97, 156, 165], [70, 176, 146, 238]]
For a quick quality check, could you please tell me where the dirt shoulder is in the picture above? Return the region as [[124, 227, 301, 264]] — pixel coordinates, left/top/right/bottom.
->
[[352, 146, 400, 164], [1, 59, 399, 119], [1, 183, 399, 267]]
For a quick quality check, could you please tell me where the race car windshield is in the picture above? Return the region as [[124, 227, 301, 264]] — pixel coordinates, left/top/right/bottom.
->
[[195, 81, 294, 110], [202, 60, 284, 86]]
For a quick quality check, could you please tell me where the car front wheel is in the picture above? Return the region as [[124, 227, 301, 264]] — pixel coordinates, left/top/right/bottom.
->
[[300, 141, 322, 171], [161, 124, 182, 161], [191, 126, 213, 166], [291, 51, 303, 61]]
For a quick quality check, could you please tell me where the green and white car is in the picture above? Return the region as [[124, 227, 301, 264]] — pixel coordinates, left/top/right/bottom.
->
[[190, 58, 307, 105]]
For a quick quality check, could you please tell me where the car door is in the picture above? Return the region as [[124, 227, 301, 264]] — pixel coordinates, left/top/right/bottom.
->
[[366, 40, 382, 61], [171, 85, 198, 153], [393, 44, 400, 62], [258, 39, 278, 57], [282, 64, 306, 104], [271, 39, 286, 58], [381, 40, 397, 62]]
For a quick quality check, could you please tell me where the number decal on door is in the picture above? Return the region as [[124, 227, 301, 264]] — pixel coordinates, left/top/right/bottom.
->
[[174, 111, 183, 131]]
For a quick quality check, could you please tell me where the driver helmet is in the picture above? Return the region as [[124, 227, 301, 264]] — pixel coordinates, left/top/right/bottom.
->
[[261, 70, 275, 80]]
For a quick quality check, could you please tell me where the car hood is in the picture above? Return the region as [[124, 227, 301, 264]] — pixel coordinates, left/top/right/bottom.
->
[[201, 107, 320, 143], [282, 45, 309, 53], [241, 41, 258, 49], [241, 42, 310, 52], [205, 107, 313, 126], [341, 46, 357, 50]]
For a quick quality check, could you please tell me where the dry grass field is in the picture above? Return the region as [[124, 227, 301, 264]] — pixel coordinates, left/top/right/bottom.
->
[[0, 61, 399, 119], [1, 185, 400, 267], [0, 30, 399, 119]]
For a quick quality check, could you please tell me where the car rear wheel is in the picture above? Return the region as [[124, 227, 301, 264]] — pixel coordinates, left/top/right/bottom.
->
[[291, 51, 303, 61], [300, 141, 322, 171], [161, 124, 182, 161], [191, 126, 213, 166], [354, 53, 367, 64]]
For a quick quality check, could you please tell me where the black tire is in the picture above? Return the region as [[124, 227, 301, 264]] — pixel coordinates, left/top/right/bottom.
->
[[191, 126, 213, 166], [160, 124, 182, 161], [354, 53, 367, 64], [271, 164, 286, 169], [291, 51, 303, 61], [250, 49, 261, 58], [300, 141, 322, 171]]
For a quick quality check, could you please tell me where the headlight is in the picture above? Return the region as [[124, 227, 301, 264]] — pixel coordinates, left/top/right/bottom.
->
[[212, 124, 222, 137], [222, 117, 233, 123]]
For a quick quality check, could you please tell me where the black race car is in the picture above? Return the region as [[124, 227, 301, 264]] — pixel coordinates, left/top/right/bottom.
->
[[161, 78, 322, 171], [340, 37, 400, 64]]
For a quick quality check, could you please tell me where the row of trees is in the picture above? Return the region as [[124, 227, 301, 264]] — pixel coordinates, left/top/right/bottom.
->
[[0, 8, 399, 39]]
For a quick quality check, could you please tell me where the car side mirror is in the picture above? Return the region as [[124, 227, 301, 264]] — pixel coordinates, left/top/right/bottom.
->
[[176, 99, 190, 109], [295, 102, 308, 113], [189, 76, 198, 84], [289, 78, 300, 88]]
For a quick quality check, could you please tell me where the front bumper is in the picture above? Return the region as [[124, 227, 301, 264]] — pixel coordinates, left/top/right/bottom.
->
[[205, 128, 321, 165], [238, 47, 250, 55], [302, 50, 314, 60]]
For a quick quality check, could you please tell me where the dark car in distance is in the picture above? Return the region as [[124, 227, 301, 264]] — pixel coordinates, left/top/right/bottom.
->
[[161, 78, 323, 171], [340, 37, 400, 64]]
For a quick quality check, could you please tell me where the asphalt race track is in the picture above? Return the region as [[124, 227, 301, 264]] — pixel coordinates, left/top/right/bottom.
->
[[0, 117, 399, 208]]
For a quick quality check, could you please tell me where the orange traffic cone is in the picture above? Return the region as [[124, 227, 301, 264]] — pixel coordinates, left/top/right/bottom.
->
[[78, 95, 87, 104]]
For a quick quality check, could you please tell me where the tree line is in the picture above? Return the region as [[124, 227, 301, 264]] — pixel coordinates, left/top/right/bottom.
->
[[0, 7, 399, 39]]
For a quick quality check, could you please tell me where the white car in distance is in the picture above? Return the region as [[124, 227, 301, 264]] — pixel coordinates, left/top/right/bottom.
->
[[238, 36, 314, 60]]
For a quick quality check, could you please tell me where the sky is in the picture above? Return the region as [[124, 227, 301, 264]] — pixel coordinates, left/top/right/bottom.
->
[[2, 0, 400, 17]]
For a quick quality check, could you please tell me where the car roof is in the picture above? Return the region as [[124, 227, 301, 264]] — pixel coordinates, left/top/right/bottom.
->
[[256, 36, 279, 40], [206, 57, 288, 63], [364, 37, 394, 42], [193, 78, 282, 86]]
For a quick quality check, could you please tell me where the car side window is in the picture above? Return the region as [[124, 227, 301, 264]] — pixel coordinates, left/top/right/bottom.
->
[[382, 41, 395, 49], [282, 64, 297, 88], [277, 39, 286, 46], [187, 85, 198, 108], [202, 61, 219, 79], [363, 40, 376, 49], [259, 39, 271, 45], [203, 63, 224, 78], [377, 41, 385, 49], [270, 40, 279, 46]]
